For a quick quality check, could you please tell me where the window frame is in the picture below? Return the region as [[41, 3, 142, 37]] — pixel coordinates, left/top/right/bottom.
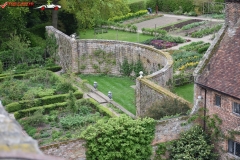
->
[[215, 94, 221, 107], [233, 102, 240, 115], [228, 139, 240, 157]]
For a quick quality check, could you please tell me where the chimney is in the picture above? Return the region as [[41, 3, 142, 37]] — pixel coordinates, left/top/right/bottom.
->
[[225, 0, 240, 28]]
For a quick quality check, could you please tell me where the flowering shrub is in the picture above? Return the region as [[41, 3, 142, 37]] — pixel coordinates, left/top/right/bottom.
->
[[150, 39, 178, 49]]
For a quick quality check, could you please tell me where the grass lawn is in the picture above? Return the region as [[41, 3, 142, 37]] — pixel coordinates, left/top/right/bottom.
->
[[174, 83, 194, 104], [79, 74, 136, 114], [79, 29, 154, 43]]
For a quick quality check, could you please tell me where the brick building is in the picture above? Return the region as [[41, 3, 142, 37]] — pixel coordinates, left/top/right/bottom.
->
[[194, 0, 240, 159]]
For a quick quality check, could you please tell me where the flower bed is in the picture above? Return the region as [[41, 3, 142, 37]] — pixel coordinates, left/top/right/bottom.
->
[[150, 39, 178, 49]]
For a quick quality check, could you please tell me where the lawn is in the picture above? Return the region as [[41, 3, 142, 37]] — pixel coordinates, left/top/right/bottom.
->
[[79, 74, 136, 114], [174, 83, 194, 104], [79, 29, 154, 43]]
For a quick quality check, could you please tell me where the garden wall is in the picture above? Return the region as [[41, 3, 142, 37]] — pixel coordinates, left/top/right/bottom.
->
[[46, 26, 170, 84], [46, 26, 192, 117]]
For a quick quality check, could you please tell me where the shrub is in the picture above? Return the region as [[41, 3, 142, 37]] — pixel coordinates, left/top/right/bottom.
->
[[14, 102, 68, 119], [81, 115, 156, 160], [129, 1, 146, 13], [52, 130, 62, 140], [6, 91, 83, 112], [144, 97, 190, 120], [170, 125, 218, 159], [60, 112, 101, 129]]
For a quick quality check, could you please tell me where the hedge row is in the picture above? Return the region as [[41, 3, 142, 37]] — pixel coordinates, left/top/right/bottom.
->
[[6, 91, 83, 113], [146, 0, 194, 13], [78, 98, 117, 118], [108, 10, 147, 22], [14, 98, 116, 120], [129, 1, 146, 13], [14, 102, 68, 119]]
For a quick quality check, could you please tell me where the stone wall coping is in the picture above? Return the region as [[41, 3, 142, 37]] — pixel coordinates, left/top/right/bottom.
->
[[138, 78, 192, 108], [193, 24, 227, 77]]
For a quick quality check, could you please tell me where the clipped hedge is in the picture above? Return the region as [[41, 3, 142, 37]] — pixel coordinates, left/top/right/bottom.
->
[[78, 98, 117, 118], [14, 102, 68, 119], [129, 1, 146, 13], [146, 0, 194, 13], [108, 10, 147, 22], [46, 66, 62, 72], [6, 90, 83, 113], [14, 98, 116, 119]]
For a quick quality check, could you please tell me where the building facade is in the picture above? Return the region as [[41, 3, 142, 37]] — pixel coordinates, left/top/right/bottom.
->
[[194, 0, 240, 159]]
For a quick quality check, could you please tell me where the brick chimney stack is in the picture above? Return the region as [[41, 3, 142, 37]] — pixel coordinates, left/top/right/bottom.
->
[[225, 0, 240, 27]]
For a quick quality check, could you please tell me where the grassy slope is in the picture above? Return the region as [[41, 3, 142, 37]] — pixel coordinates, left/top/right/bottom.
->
[[79, 74, 136, 114], [79, 29, 154, 43], [174, 83, 194, 103]]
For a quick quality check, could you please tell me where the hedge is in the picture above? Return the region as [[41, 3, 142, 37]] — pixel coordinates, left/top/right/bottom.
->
[[77, 98, 117, 118], [6, 90, 83, 113], [14, 98, 116, 119], [129, 1, 146, 13], [14, 102, 68, 119], [146, 0, 194, 13]]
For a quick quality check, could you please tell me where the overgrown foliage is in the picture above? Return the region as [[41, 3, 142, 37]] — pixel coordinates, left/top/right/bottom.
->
[[81, 115, 156, 160], [120, 57, 146, 77], [169, 125, 218, 159], [144, 97, 189, 120]]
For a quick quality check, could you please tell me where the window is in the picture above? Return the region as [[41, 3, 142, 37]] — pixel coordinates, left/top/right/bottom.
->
[[228, 140, 240, 157], [233, 102, 240, 115], [215, 95, 221, 107]]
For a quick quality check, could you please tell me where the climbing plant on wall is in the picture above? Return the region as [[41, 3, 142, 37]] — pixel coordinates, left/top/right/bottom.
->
[[81, 115, 156, 160]]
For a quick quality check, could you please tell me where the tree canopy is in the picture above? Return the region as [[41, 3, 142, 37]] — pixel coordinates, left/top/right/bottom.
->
[[59, 0, 130, 29]]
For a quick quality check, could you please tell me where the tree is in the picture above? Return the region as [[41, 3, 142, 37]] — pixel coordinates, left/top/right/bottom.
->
[[81, 115, 156, 160], [59, 0, 130, 29]]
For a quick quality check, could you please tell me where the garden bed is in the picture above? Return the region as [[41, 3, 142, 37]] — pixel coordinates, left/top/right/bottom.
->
[[160, 19, 203, 32]]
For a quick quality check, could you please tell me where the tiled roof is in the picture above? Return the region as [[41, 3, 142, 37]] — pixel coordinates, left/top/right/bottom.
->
[[196, 23, 240, 99]]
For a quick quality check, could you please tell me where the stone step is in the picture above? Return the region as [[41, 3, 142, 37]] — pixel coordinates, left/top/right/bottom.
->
[[87, 92, 107, 104]]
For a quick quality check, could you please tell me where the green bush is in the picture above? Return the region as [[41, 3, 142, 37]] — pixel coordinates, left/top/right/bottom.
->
[[46, 65, 62, 72], [108, 10, 147, 22], [52, 130, 62, 140], [14, 102, 68, 119], [6, 91, 83, 112], [144, 96, 190, 120], [170, 125, 218, 159], [129, 1, 146, 13], [81, 115, 156, 160]]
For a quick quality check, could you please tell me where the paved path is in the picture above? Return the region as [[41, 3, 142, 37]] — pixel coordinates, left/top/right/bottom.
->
[[135, 13, 224, 49]]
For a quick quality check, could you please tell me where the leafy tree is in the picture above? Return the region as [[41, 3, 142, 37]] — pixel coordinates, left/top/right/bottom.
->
[[59, 0, 130, 29], [120, 57, 132, 76], [81, 115, 156, 160], [170, 125, 218, 160]]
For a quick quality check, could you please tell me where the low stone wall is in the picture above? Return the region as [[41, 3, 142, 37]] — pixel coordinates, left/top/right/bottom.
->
[[152, 116, 192, 145]]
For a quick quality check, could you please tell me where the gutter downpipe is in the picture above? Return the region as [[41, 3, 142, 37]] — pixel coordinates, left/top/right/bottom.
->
[[203, 88, 207, 131]]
